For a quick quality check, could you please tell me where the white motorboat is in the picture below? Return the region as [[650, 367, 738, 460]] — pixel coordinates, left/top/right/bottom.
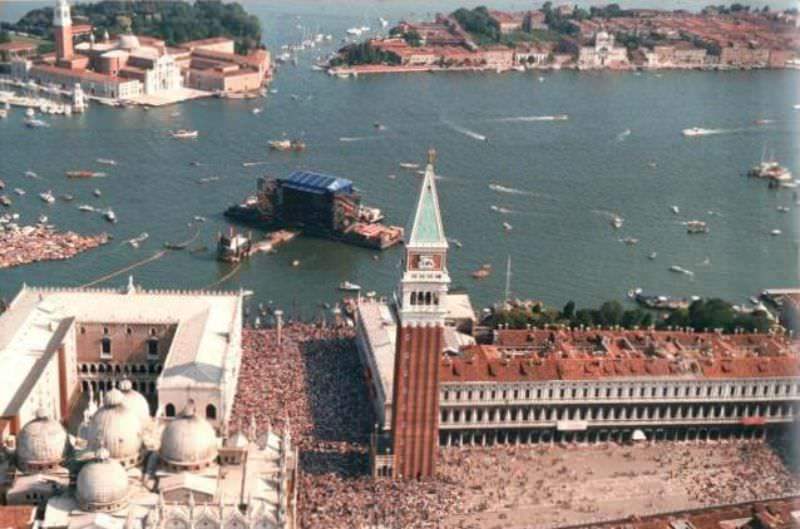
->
[[399, 162, 419, 170], [78, 204, 95, 212], [93, 189, 102, 197], [669, 265, 694, 276], [39, 190, 55, 204], [96, 158, 117, 166], [670, 205, 680, 214], [14, 188, 25, 196], [621, 237, 639, 245], [770, 229, 782, 236], [104, 209, 117, 223], [502, 222, 513, 231], [611, 216, 623, 229], [170, 129, 198, 139], [648, 252, 657, 260], [24, 118, 50, 128], [338, 281, 362, 291], [127, 232, 148, 248], [682, 127, 715, 137], [37, 215, 48, 224]]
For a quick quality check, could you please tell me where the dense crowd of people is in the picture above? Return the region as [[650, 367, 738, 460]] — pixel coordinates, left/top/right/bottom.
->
[[231, 321, 800, 529]]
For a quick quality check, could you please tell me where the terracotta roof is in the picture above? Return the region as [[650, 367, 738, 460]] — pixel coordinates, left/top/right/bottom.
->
[[0, 505, 34, 529], [0, 42, 37, 53]]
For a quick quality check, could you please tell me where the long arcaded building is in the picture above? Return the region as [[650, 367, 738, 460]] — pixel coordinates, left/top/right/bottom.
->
[[357, 151, 800, 479]]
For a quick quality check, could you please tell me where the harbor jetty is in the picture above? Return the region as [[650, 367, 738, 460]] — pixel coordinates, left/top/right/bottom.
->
[[0, 224, 109, 269]]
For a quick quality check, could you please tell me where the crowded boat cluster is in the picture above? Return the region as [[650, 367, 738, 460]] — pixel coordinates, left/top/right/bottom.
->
[[0, 222, 108, 269]]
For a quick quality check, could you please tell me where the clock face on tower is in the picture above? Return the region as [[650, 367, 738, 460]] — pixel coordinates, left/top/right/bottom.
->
[[418, 255, 435, 270]]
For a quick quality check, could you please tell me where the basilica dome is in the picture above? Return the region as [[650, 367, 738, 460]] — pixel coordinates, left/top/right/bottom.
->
[[118, 379, 151, 424], [118, 34, 140, 50], [16, 408, 68, 472], [159, 402, 218, 471], [76, 449, 129, 512], [87, 389, 143, 467]]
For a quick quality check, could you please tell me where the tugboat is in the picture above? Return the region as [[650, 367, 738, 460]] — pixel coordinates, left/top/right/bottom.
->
[[217, 228, 252, 262]]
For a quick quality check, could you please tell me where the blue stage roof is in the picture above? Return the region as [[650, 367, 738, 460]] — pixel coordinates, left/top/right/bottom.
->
[[281, 171, 353, 195]]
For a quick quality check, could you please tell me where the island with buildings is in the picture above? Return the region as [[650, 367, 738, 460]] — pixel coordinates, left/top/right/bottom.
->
[[0, 0, 271, 106], [327, 3, 800, 76]]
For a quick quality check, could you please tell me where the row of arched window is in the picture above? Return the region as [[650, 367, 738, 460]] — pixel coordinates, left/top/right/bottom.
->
[[164, 403, 217, 420], [80, 363, 162, 375], [409, 291, 439, 306]]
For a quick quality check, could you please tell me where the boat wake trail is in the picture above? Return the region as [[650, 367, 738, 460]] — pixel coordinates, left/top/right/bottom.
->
[[616, 129, 631, 141], [493, 114, 569, 123], [443, 120, 487, 141], [339, 136, 371, 142], [489, 183, 534, 196]]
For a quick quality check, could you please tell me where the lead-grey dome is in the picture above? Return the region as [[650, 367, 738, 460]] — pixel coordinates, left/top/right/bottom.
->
[[118, 379, 150, 424], [16, 408, 68, 472], [159, 402, 217, 470], [87, 389, 143, 467], [76, 449, 129, 512]]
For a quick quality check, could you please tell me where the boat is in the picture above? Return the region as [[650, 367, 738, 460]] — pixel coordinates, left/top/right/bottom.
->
[[374, 122, 386, 131], [447, 238, 463, 248], [379, 17, 389, 28], [771, 229, 782, 236], [61, 193, 74, 202], [24, 118, 50, 128], [777, 206, 790, 213], [338, 281, 362, 292], [78, 204, 95, 212], [346, 27, 363, 36], [0, 179, 4, 190], [502, 222, 513, 231], [669, 265, 694, 276], [471, 264, 492, 279], [164, 242, 188, 250], [14, 188, 25, 196], [621, 237, 639, 245], [686, 220, 709, 234], [93, 189, 102, 197], [197, 176, 221, 184], [37, 215, 48, 224], [682, 127, 715, 137], [39, 190, 55, 204], [748, 160, 792, 183], [611, 216, 623, 229], [670, 205, 680, 214], [630, 289, 699, 311], [0, 196, 11, 207], [754, 119, 774, 125], [96, 158, 117, 166], [170, 129, 199, 139], [25, 108, 35, 118], [104, 209, 117, 223], [193, 215, 207, 222], [794, 104, 800, 110], [252, 108, 262, 115], [648, 252, 657, 260], [268, 139, 306, 152], [292, 259, 300, 267], [127, 232, 149, 248], [399, 162, 419, 170], [217, 229, 252, 262], [24, 171, 39, 179], [0, 109, 7, 119], [66, 170, 105, 179]]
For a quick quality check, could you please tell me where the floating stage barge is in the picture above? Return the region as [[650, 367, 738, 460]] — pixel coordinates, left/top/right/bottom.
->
[[224, 171, 403, 250]]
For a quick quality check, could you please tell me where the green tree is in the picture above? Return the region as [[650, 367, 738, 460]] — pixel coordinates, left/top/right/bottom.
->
[[597, 301, 624, 327], [562, 300, 576, 320]]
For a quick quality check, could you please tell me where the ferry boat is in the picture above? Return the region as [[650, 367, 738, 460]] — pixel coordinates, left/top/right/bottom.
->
[[686, 220, 709, 234], [217, 229, 252, 263], [39, 190, 55, 204], [338, 281, 361, 292], [268, 139, 306, 152], [170, 129, 199, 139], [682, 127, 714, 137]]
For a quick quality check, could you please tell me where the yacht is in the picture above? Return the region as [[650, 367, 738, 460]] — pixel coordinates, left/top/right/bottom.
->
[[682, 127, 714, 137], [338, 281, 362, 292], [170, 129, 198, 139], [39, 190, 55, 204], [686, 220, 709, 234]]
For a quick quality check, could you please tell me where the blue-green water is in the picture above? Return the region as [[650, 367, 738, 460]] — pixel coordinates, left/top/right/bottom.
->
[[1, 1, 798, 316]]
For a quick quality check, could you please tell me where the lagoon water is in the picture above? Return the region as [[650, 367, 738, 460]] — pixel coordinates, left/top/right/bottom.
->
[[1, 0, 798, 317]]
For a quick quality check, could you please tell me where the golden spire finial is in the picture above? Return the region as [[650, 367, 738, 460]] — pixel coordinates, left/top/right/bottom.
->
[[427, 148, 437, 166]]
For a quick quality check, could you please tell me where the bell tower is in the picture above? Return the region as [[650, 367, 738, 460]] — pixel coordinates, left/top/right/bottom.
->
[[53, 0, 74, 62], [391, 148, 449, 479]]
